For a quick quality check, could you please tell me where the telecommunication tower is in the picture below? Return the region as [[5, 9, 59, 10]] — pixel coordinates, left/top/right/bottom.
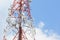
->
[[3, 0, 35, 40]]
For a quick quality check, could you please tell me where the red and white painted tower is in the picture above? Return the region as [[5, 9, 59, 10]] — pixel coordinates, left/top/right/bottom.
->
[[3, 0, 35, 40]]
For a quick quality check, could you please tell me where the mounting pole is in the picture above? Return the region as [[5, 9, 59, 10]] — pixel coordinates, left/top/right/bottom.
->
[[18, 0, 23, 40]]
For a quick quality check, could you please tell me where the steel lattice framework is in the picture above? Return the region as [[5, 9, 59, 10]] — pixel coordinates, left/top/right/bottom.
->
[[3, 0, 35, 40]]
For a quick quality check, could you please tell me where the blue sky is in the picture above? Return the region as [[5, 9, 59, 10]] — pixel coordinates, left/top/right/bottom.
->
[[0, 0, 60, 40], [31, 0, 60, 35]]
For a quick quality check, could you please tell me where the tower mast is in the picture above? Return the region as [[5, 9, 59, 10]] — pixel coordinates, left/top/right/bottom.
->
[[3, 0, 35, 40]]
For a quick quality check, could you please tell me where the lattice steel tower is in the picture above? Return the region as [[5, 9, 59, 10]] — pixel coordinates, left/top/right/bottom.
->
[[3, 0, 35, 40]]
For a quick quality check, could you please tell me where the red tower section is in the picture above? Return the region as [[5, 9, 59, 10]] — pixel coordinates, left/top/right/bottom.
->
[[10, 0, 32, 40]]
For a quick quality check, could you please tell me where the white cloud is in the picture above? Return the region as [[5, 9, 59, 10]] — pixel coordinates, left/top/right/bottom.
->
[[35, 28, 60, 40], [38, 21, 45, 28], [44, 29, 49, 33], [35, 21, 60, 40]]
